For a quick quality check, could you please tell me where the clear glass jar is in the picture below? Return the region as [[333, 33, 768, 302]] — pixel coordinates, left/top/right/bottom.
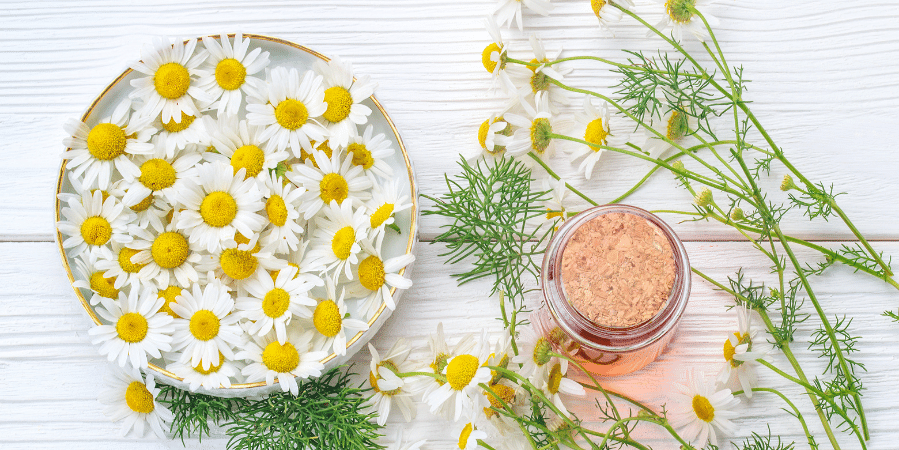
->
[[537, 204, 691, 377]]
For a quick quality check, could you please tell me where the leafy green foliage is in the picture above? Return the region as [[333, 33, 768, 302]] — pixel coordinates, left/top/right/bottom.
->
[[884, 310, 899, 323], [736, 428, 796, 450], [158, 386, 248, 443]]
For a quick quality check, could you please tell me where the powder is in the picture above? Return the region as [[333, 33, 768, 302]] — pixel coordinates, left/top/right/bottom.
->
[[560, 212, 676, 328]]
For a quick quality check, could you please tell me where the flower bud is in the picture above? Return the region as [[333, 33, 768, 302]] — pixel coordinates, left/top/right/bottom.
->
[[694, 188, 713, 207], [780, 174, 797, 191], [671, 160, 685, 172], [730, 207, 745, 221]]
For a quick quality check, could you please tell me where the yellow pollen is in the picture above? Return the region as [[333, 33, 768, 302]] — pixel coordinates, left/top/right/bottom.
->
[[547, 363, 562, 395], [139, 158, 177, 191], [116, 312, 148, 343], [584, 118, 609, 150], [692, 394, 715, 422], [666, 110, 690, 140], [130, 194, 154, 213], [189, 310, 220, 341], [194, 352, 225, 374], [591, 0, 607, 17], [723, 332, 749, 367], [215, 58, 246, 90], [446, 354, 479, 390], [483, 383, 516, 418], [265, 195, 288, 227], [481, 43, 501, 73], [161, 112, 196, 133], [233, 231, 261, 253], [158, 285, 183, 318], [300, 141, 333, 168], [86, 123, 127, 161], [322, 86, 353, 123], [331, 226, 355, 260], [125, 381, 155, 414], [118, 247, 145, 273], [370, 203, 394, 229], [80, 216, 112, 246], [262, 341, 300, 373], [369, 360, 401, 395], [220, 248, 258, 280], [313, 300, 342, 337], [528, 58, 541, 73], [478, 119, 491, 149], [319, 173, 349, 204], [347, 142, 375, 170], [358, 255, 386, 291], [275, 98, 308, 130], [666, 0, 696, 23], [151, 231, 189, 268], [154, 62, 191, 99], [231, 144, 265, 179], [546, 209, 564, 220], [458, 423, 474, 449], [200, 191, 237, 227], [89, 271, 118, 299], [262, 288, 291, 318]]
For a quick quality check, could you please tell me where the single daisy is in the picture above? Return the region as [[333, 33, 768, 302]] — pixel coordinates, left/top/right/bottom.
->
[[346, 124, 395, 179], [568, 97, 628, 179], [364, 177, 413, 242], [348, 238, 415, 319], [246, 66, 328, 157], [717, 306, 772, 398], [507, 35, 571, 115], [62, 98, 155, 190], [175, 161, 266, 252], [669, 370, 741, 447], [511, 323, 557, 388], [313, 55, 377, 150], [95, 242, 149, 291], [288, 149, 373, 220], [236, 265, 316, 344], [197, 33, 271, 116], [151, 110, 211, 158], [466, 113, 513, 160], [482, 17, 528, 95], [98, 368, 173, 438], [310, 279, 369, 356], [259, 171, 305, 253], [112, 179, 169, 233], [539, 361, 586, 416], [455, 422, 488, 450], [168, 352, 241, 391], [120, 142, 203, 210], [654, 0, 719, 42], [304, 199, 370, 281], [504, 92, 564, 168], [639, 105, 696, 161], [130, 36, 211, 123], [170, 280, 244, 370], [88, 289, 175, 369], [129, 224, 202, 289], [72, 252, 120, 305], [424, 329, 492, 422], [57, 189, 133, 260], [197, 234, 286, 293], [539, 177, 569, 229], [206, 115, 289, 185], [590, 0, 633, 34], [494, 0, 552, 31], [238, 328, 327, 395], [411, 323, 477, 400], [366, 339, 417, 425]]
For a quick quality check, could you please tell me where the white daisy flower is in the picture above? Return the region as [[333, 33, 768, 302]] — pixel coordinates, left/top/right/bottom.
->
[[310, 279, 369, 356], [238, 328, 327, 395], [246, 66, 328, 157], [259, 171, 305, 253], [346, 124, 395, 179], [276, 240, 327, 286], [505, 92, 564, 168], [236, 265, 316, 344], [288, 149, 373, 220], [507, 35, 571, 115], [590, 0, 633, 34], [364, 178, 413, 242], [455, 422, 488, 450], [57, 190, 133, 260], [366, 339, 417, 426], [717, 306, 772, 398], [669, 370, 741, 447], [130, 37, 211, 123], [170, 280, 243, 371], [639, 105, 697, 161], [467, 113, 513, 160], [72, 252, 120, 305], [98, 368, 173, 438], [197, 33, 271, 116], [88, 289, 175, 369], [151, 110, 211, 158], [304, 199, 370, 281], [168, 353, 241, 391], [175, 161, 266, 252], [539, 177, 569, 229], [206, 115, 289, 185], [112, 179, 169, 233], [481, 17, 529, 95], [120, 143, 203, 210], [654, 0, 719, 42], [129, 224, 202, 289], [479, 384, 530, 450], [424, 329, 492, 422], [348, 238, 415, 319], [314, 55, 377, 150], [540, 361, 586, 417], [197, 234, 286, 294], [495, 0, 552, 31], [569, 97, 629, 179], [62, 99, 155, 190], [411, 323, 477, 401], [95, 242, 149, 291], [511, 323, 557, 388]]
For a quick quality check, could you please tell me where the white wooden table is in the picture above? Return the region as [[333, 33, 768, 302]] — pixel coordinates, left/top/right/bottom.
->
[[2, 1, 897, 448]]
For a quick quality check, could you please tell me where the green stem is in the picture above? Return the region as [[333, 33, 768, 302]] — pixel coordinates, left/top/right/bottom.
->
[[526, 152, 598, 206], [734, 387, 816, 450]]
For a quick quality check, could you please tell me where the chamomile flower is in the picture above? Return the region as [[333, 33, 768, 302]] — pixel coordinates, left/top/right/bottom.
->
[[455, 422, 488, 450], [717, 306, 771, 398], [590, 0, 632, 34], [275, 240, 327, 285], [130, 37, 211, 123], [62, 99, 155, 190], [310, 279, 370, 356], [72, 252, 120, 305], [639, 106, 696, 161], [88, 289, 174, 369], [197, 33, 271, 116], [494, 0, 552, 31], [424, 330, 492, 422], [365, 178, 413, 241], [482, 17, 528, 94], [206, 116, 289, 185], [168, 353, 240, 391], [175, 161, 266, 252], [508, 35, 571, 114], [288, 149, 373, 220], [99, 369, 172, 438], [314, 55, 377, 149], [197, 235, 286, 293], [246, 66, 328, 157], [95, 242, 148, 290], [238, 328, 327, 395], [511, 323, 557, 387], [57, 190, 133, 260], [152, 111, 210, 158], [259, 172, 305, 253], [120, 143, 203, 210], [129, 224, 202, 289], [540, 361, 586, 416], [170, 280, 244, 370], [305, 199, 370, 280], [539, 177, 569, 229], [505, 92, 564, 168], [412, 323, 477, 400], [569, 97, 627, 179], [654, 0, 719, 42], [349, 238, 415, 319], [236, 265, 316, 344], [155, 283, 186, 319], [346, 124, 395, 179], [467, 113, 513, 160], [669, 370, 740, 447], [366, 339, 417, 425]]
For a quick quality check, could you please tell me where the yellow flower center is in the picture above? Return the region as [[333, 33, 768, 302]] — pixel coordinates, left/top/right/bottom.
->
[[231, 144, 265, 179], [723, 332, 749, 368], [530, 71, 549, 93], [584, 118, 609, 150], [125, 381, 155, 414], [533, 337, 552, 366], [265, 195, 288, 227], [215, 58, 246, 91], [666, 0, 696, 23], [591, 0, 607, 17], [194, 352, 225, 374], [446, 354, 479, 391], [546, 209, 564, 220], [666, 110, 690, 140], [322, 86, 353, 123], [692, 394, 715, 422], [481, 43, 502, 73], [313, 299, 342, 337], [161, 112, 196, 133], [220, 248, 258, 280], [262, 341, 300, 373], [319, 173, 349, 204], [347, 142, 375, 170], [369, 360, 401, 395], [233, 231, 261, 253], [139, 158, 177, 191], [262, 288, 291, 318], [117, 247, 145, 273], [458, 423, 474, 449], [80, 216, 112, 246], [151, 231, 189, 269], [547, 363, 562, 395], [358, 255, 385, 291], [370, 203, 394, 229], [116, 312, 148, 343], [274, 98, 308, 130], [530, 118, 552, 154], [130, 194, 154, 212], [477, 119, 491, 149], [158, 285, 183, 318], [483, 383, 516, 418], [154, 62, 191, 100], [200, 191, 237, 227], [89, 271, 118, 299], [86, 123, 127, 161], [331, 226, 355, 260], [189, 310, 220, 341], [300, 141, 333, 168]]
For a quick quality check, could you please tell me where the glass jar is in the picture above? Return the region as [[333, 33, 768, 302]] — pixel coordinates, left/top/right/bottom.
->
[[537, 204, 691, 377]]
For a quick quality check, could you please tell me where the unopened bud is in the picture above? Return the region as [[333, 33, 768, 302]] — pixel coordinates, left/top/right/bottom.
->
[[695, 188, 713, 207], [730, 207, 744, 221], [780, 174, 797, 192], [671, 160, 685, 172]]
